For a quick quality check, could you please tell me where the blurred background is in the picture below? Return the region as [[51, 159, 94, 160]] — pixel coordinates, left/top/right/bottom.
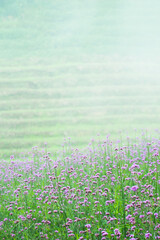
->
[[0, 0, 160, 158]]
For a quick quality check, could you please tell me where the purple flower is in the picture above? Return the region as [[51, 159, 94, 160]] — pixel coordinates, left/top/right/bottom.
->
[[145, 233, 152, 239], [131, 185, 139, 192], [126, 214, 132, 220], [154, 213, 158, 218], [114, 228, 121, 236], [68, 233, 75, 237], [102, 231, 108, 236], [147, 212, 153, 215], [85, 224, 91, 229]]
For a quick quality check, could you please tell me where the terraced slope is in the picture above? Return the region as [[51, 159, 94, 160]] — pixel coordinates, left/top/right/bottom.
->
[[0, 1, 160, 158]]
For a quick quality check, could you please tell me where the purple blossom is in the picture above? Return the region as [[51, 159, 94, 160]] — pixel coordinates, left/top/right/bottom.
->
[[145, 233, 152, 239], [131, 185, 139, 192], [102, 231, 108, 236], [114, 228, 121, 236], [85, 224, 91, 229]]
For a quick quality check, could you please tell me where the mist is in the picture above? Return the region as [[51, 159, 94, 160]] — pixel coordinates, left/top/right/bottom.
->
[[0, 0, 160, 157]]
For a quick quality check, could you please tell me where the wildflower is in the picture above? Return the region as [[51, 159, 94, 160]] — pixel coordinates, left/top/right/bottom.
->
[[114, 228, 121, 236], [102, 231, 108, 236], [68, 233, 75, 237], [131, 226, 136, 231], [147, 212, 153, 215], [154, 213, 158, 218], [131, 186, 139, 192], [85, 224, 91, 229], [126, 214, 132, 220], [145, 233, 152, 239]]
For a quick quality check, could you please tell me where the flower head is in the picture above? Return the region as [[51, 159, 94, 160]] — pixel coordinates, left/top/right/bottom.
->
[[131, 185, 139, 192]]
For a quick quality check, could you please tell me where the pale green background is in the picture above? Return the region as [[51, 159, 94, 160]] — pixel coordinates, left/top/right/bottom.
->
[[0, 0, 160, 158]]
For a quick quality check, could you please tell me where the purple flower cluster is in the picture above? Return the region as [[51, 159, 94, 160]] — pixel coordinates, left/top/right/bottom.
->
[[0, 136, 160, 239]]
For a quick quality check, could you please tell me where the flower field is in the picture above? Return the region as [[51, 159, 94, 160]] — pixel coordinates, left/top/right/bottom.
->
[[0, 136, 160, 239]]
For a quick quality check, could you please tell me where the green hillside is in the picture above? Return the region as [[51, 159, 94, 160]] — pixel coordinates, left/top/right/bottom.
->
[[0, 0, 160, 158]]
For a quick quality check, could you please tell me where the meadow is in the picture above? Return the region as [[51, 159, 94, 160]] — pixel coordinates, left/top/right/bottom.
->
[[0, 135, 160, 239], [0, 1, 160, 239]]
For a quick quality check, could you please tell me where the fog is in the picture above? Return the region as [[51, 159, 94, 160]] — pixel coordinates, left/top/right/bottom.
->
[[0, 0, 160, 156]]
